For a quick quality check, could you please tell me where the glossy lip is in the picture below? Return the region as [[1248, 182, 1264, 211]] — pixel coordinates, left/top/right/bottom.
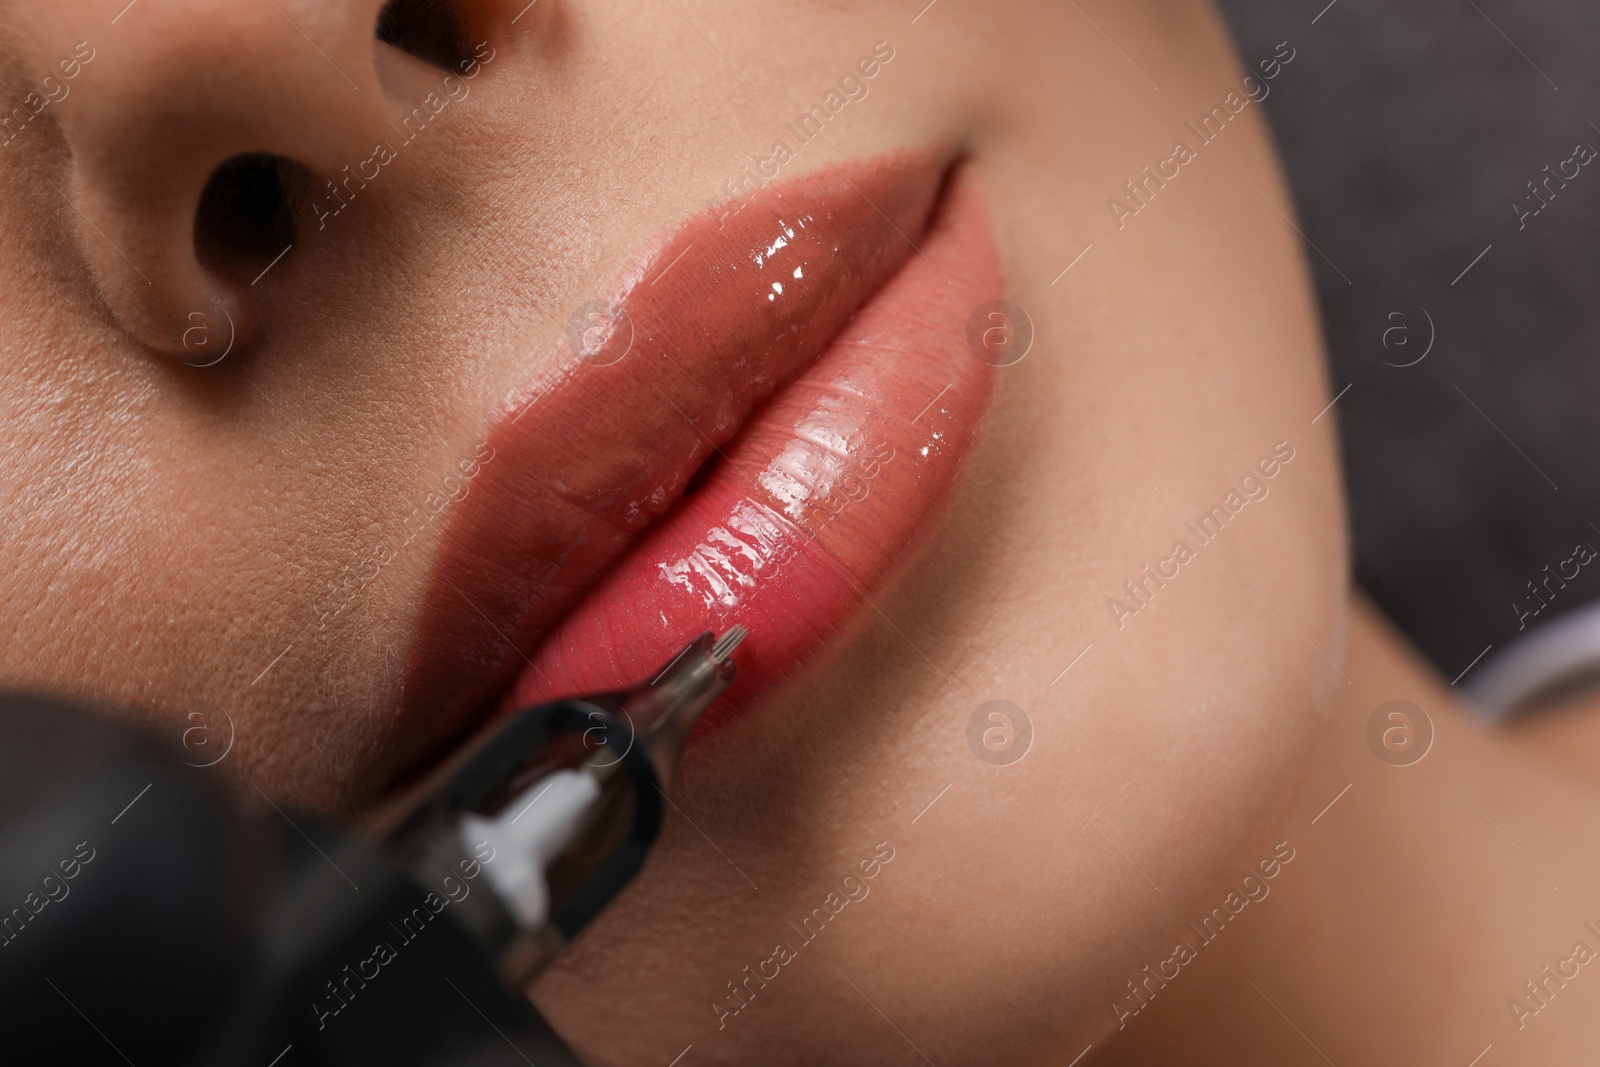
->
[[396, 153, 1001, 780]]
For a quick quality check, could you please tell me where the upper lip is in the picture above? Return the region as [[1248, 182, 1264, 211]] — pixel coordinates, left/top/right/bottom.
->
[[387, 153, 950, 785]]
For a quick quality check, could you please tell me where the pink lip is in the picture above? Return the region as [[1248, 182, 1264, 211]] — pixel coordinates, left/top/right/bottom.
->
[[397, 155, 1001, 777]]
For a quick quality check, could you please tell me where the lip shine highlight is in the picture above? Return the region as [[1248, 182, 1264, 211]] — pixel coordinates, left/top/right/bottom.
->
[[398, 157, 950, 762], [503, 175, 1002, 724]]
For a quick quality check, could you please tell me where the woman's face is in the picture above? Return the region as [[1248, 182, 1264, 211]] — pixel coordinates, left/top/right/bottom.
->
[[0, 0, 1345, 1060]]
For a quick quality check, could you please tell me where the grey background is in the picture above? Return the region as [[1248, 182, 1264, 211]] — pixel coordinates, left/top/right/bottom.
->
[[1214, 0, 1600, 681]]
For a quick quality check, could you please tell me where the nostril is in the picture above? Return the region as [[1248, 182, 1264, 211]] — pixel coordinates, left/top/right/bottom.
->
[[376, 0, 473, 72], [193, 153, 303, 286]]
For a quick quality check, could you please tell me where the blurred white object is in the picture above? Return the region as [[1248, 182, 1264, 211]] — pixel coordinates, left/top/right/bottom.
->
[[1465, 600, 1600, 717]]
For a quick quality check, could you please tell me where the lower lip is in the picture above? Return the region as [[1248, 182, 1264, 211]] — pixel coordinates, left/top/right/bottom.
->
[[503, 174, 1001, 726]]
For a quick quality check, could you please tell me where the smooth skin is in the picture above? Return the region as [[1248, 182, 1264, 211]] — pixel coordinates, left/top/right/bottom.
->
[[4, 1, 1580, 1063]]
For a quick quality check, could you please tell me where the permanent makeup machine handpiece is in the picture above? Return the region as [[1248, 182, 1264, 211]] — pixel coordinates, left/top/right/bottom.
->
[[386, 624, 750, 984], [0, 628, 747, 1067]]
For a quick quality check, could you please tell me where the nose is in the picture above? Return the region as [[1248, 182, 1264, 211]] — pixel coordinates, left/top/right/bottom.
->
[[12, 0, 424, 360]]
